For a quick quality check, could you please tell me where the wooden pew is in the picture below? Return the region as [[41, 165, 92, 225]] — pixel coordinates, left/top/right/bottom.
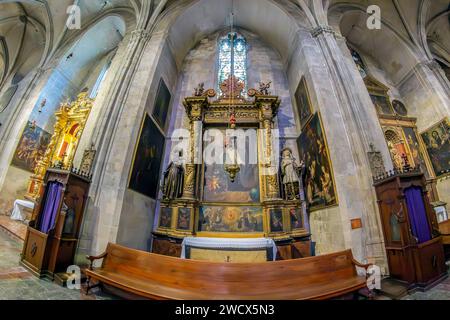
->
[[439, 219, 450, 260], [85, 243, 372, 300]]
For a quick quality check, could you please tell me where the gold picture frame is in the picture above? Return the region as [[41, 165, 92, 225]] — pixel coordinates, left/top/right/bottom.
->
[[420, 117, 450, 178], [295, 76, 314, 130], [297, 112, 339, 212]]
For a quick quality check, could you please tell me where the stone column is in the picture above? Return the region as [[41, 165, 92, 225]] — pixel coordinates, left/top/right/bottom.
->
[[303, 25, 389, 270], [75, 29, 165, 259]]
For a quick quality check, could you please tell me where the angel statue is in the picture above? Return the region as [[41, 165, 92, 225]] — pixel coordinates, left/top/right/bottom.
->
[[162, 151, 184, 200], [280, 148, 304, 201], [259, 81, 272, 95], [194, 83, 205, 96]]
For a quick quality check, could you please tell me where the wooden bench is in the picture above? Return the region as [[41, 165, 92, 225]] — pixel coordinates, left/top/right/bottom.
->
[[439, 219, 450, 260], [85, 243, 372, 300]]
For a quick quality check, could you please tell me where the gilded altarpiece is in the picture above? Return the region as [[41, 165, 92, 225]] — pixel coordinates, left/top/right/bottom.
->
[[364, 76, 438, 201], [154, 77, 310, 241], [25, 91, 94, 201]]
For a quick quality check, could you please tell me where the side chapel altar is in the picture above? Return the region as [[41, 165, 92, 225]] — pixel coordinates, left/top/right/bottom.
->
[[152, 76, 312, 261], [181, 237, 278, 262]]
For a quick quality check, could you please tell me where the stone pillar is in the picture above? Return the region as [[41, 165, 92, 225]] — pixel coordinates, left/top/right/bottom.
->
[[76, 29, 166, 259], [302, 25, 388, 270]]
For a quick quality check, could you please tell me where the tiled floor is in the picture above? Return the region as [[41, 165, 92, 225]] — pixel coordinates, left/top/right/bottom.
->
[[0, 226, 449, 300], [401, 275, 450, 300], [0, 228, 114, 300], [0, 216, 27, 241]]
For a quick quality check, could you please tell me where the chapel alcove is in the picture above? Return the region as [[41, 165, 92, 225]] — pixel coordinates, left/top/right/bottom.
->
[[143, 26, 316, 261]]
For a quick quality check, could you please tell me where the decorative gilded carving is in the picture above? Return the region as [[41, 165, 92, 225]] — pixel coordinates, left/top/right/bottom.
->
[[171, 77, 308, 239], [183, 164, 196, 199], [25, 90, 94, 200], [80, 144, 96, 175], [368, 143, 386, 178]]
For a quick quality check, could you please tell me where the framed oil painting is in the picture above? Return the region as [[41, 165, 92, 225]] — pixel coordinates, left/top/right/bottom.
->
[[12, 121, 51, 172], [289, 207, 303, 230], [202, 128, 260, 203], [402, 127, 430, 178], [421, 118, 450, 177], [177, 207, 191, 231], [295, 77, 313, 129], [129, 114, 165, 199], [370, 94, 394, 116], [297, 113, 337, 211], [269, 208, 284, 233], [198, 206, 263, 233], [159, 207, 172, 228], [151, 79, 171, 130]]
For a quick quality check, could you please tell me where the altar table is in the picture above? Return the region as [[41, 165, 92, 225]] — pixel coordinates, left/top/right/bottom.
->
[[10, 199, 35, 221], [181, 237, 277, 262]]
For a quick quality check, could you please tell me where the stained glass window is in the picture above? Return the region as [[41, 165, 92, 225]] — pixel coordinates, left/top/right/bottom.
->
[[217, 32, 248, 94], [349, 47, 368, 79]]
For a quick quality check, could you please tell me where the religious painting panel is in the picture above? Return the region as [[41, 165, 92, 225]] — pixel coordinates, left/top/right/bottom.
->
[[370, 94, 394, 116], [12, 121, 52, 172], [384, 128, 408, 170], [269, 208, 284, 233], [295, 77, 313, 129], [297, 113, 337, 211], [289, 207, 303, 230], [392, 100, 408, 116], [198, 206, 263, 233], [402, 127, 430, 178], [177, 207, 191, 231], [421, 118, 450, 177], [202, 128, 260, 203], [129, 114, 165, 199], [159, 207, 173, 229], [151, 79, 171, 130]]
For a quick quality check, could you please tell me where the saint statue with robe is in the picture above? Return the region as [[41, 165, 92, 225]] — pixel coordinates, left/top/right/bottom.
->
[[162, 151, 184, 200], [280, 148, 303, 201]]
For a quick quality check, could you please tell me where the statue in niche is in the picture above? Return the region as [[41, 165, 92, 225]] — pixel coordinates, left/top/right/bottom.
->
[[162, 151, 184, 200], [387, 141, 403, 170], [367, 143, 386, 177], [280, 148, 304, 201]]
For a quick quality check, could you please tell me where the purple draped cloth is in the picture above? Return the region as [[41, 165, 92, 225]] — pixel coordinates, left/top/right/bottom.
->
[[39, 182, 63, 234], [404, 186, 431, 244]]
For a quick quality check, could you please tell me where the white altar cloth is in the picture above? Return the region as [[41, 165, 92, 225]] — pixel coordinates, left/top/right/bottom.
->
[[181, 237, 277, 261], [10, 199, 35, 221]]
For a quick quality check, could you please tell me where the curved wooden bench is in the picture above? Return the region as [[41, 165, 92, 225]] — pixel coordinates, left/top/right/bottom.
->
[[85, 243, 372, 300], [439, 219, 450, 260]]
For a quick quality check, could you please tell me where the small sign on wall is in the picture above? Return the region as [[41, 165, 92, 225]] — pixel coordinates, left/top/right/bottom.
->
[[351, 218, 363, 230]]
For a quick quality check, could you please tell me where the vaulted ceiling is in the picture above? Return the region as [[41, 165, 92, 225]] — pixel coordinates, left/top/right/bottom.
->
[[0, 0, 448, 89], [327, 0, 450, 84], [0, 0, 138, 89]]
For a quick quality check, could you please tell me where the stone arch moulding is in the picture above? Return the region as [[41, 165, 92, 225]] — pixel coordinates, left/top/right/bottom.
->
[[151, 0, 313, 70], [49, 10, 135, 68]]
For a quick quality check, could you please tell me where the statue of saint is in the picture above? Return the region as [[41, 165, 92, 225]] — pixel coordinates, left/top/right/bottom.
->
[[280, 148, 303, 201], [162, 151, 184, 200]]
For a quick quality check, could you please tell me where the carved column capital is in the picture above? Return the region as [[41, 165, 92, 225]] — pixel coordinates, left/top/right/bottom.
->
[[311, 25, 336, 38], [416, 59, 440, 71], [183, 96, 208, 121], [130, 29, 151, 42]]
